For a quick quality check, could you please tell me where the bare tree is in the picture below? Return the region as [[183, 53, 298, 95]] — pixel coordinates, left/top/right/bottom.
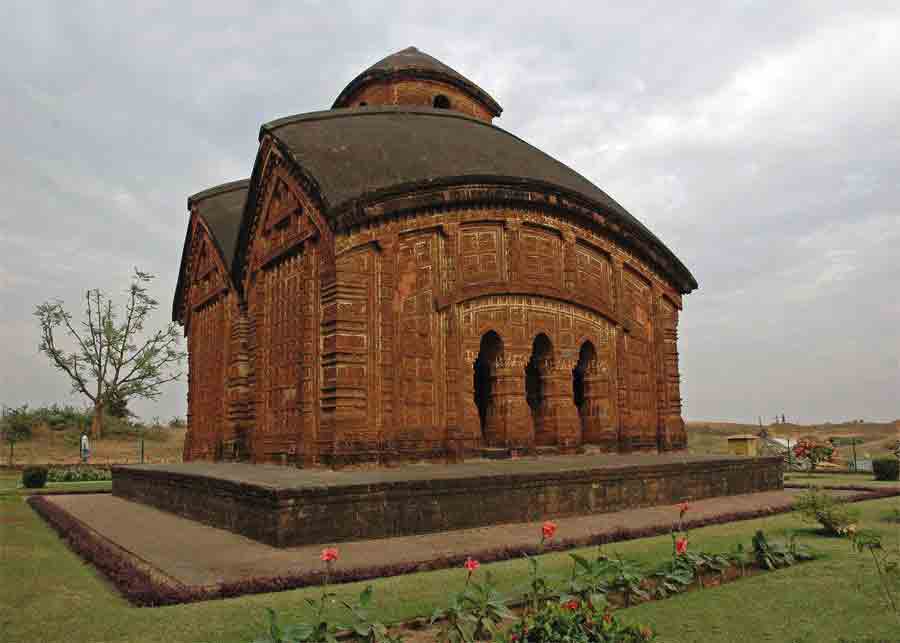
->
[[34, 269, 186, 438]]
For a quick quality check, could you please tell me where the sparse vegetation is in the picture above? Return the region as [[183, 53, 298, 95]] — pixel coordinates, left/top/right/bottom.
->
[[793, 487, 859, 535], [2, 405, 33, 464]]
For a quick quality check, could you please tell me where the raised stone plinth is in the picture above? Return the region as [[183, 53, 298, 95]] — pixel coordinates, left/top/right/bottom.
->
[[112, 453, 782, 548]]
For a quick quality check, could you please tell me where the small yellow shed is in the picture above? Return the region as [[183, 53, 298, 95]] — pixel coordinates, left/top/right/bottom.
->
[[727, 434, 759, 457]]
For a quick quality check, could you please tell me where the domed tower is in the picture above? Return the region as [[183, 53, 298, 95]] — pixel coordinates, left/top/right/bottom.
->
[[332, 46, 502, 122], [177, 45, 698, 468]]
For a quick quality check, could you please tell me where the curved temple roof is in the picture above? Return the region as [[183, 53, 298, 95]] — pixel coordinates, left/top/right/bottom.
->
[[258, 106, 697, 293], [173, 179, 249, 321], [332, 46, 503, 117]]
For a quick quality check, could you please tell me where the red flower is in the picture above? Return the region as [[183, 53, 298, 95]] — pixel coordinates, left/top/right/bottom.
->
[[603, 612, 613, 624], [678, 501, 690, 517], [675, 537, 688, 555], [542, 520, 558, 541], [563, 599, 580, 610], [464, 557, 480, 572], [320, 547, 339, 563]]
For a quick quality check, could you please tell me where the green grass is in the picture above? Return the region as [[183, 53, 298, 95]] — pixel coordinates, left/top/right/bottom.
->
[[0, 471, 111, 496], [2, 491, 900, 643], [784, 472, 900, 488]]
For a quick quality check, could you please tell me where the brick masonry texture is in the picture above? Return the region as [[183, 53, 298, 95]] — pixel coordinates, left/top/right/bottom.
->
[[175, 48, 696, 467], [112, 455, 783, 547]]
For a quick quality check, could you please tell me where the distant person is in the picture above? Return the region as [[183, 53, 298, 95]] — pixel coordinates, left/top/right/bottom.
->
[[80, 432, 90, 463]]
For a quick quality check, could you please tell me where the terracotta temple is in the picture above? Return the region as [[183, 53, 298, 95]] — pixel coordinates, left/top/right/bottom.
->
[[174, 46, 699, 467]]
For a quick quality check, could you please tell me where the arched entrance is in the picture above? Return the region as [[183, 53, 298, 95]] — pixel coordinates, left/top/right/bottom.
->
[[526, 333, 555, 446], [473, 331, 504, 442], [573, 341, 596, 438], [573, 340, 615, 449]]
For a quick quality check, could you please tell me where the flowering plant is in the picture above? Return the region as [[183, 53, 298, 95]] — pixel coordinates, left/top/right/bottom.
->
[[671, 501, 691, 559], [430, 558, 512, 642], [524, 522, 558, 613], [498, 598, 655, 642], [792, 439, 834, 471]]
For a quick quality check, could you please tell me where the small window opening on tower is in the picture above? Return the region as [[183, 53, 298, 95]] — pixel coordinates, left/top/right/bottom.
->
[[358, 101, 368, 107], [433, 94, 451, 109]]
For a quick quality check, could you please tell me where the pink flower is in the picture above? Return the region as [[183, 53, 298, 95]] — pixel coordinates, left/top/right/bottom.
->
[[542, 520, 558, 541], [320, 547, 339, 563], [675, 537, 688, 555], [464, 557, 480, 572]]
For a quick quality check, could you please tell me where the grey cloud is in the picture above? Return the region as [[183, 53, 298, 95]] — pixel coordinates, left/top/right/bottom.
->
[[1, 1, 897, 423]]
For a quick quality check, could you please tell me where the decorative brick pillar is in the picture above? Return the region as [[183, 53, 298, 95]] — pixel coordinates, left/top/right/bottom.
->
[[492, 353, 532, 448], [545, 365, 581, 452], [580, 362, 617, 451]]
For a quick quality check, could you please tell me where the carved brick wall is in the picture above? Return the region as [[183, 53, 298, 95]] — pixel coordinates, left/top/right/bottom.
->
[[183, 225, 231, 461], [343, 79, 495, 122], [244, 162, 325, 464], [327, 202, 686, 462], [184, 174, 689, 464], [622, 267, 658, 451]]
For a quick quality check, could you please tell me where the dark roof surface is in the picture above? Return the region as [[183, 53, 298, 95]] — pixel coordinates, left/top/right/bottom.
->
[[333, 46, 502, 116], [173, 179, 249, 321], [189, 179, 249, 267], [261, 106, 696, 292]]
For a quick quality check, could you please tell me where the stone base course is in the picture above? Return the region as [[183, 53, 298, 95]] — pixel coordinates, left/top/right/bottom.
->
[[112, 453, 783, 547]]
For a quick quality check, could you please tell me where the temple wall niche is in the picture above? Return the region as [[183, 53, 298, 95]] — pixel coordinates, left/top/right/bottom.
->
[[345, 79, 494, 121]]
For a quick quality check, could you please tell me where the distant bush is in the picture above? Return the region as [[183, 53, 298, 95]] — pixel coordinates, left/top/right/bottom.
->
[[47, 467, 111, 483], [168, 416, 186, 428], [794, 487, 859, 536], [29, 404, 92, 430], [102, 416, 168, 442], [22, 466, 48, 488], [873, 458, 900, 481]]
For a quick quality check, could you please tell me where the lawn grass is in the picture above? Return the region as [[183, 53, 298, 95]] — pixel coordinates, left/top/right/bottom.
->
[[0, 470, 111, 496], [3, 491, 900, 643], [784, 472, 900, 488]]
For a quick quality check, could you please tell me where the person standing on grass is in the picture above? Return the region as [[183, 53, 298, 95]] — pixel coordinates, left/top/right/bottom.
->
[[80, 432, 90, 463]]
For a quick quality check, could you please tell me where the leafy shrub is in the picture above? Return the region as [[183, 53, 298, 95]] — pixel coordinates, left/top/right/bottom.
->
[[499, 599, 655, 642], [792, 438, 834, 471], [47, 467, 111, 483], [794, 488, 860, 535], [22, 466, 48, 488], [431, 565, 513, 642], [873, 457, 900, 481], [751, 530, 816, 569]]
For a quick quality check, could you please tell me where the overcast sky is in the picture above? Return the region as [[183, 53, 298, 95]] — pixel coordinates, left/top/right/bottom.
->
[[1, 1, 897, 425]]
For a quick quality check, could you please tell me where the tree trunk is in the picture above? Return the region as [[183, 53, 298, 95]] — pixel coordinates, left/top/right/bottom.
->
[[91, 401, 104, 439]]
